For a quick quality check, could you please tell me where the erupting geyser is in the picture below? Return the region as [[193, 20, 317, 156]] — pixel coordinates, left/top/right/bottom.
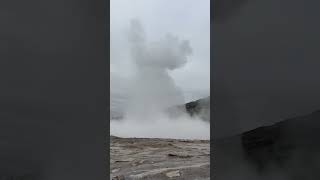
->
[[110, 19, 210, 140], [125, 19, 192, 121]]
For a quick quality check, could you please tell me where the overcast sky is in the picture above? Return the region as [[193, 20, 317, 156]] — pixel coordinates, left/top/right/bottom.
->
[[111, 0, 210, 102]]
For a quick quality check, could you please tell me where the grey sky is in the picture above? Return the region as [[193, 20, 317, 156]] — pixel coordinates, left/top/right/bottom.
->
[[111, 0, 210, 102]]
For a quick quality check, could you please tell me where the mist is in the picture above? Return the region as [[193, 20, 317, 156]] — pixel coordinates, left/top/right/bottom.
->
[[110, 19, 210, 140], [110, 114, 209, 140]]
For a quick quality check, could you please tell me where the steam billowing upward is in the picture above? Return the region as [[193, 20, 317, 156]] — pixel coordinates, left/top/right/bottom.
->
[[110, 19, 209, 140], [129, 19, 192, 70], [125, 19, 192, 121]]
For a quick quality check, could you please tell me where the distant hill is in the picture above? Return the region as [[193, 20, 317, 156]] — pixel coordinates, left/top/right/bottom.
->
[[111, 96, 210, 122], [214, 109, 320, 179], [241, 110, 320, 170], [184, 96, 210, 122], [167, 96, 210, 122]]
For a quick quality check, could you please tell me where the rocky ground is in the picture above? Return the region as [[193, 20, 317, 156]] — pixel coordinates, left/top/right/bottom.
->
[[110, 136, 210, 180]]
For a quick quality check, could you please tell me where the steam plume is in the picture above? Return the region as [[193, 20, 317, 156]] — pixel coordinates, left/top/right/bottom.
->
[[110, 19, 209, 140], [126, 19, 192, 121]]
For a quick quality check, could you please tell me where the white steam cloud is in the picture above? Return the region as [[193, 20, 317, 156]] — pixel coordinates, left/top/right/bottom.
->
[[110, 19, 209, 140]]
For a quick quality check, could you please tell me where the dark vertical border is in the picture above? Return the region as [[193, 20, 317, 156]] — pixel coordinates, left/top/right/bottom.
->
[[104, 0, 110, 179], [0, 0, 109, 179], [210, 0, 214, 179]]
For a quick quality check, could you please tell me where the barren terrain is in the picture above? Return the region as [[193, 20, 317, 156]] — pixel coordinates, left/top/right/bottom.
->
[[110, 136, 210, 180]]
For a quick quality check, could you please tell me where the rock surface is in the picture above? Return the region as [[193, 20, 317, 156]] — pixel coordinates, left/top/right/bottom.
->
[[110, 136, 210, 180]]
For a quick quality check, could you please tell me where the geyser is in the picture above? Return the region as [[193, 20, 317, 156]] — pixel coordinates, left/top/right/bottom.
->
[[110, 19, 210, 140]]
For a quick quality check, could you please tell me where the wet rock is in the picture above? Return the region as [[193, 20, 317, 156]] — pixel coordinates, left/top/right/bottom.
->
[[112, 168, 120, 173], [166, 170, 181, 178], [168, 152, 193, 158], [112, 175, 125, 180], [115, 158, 135, 163]]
